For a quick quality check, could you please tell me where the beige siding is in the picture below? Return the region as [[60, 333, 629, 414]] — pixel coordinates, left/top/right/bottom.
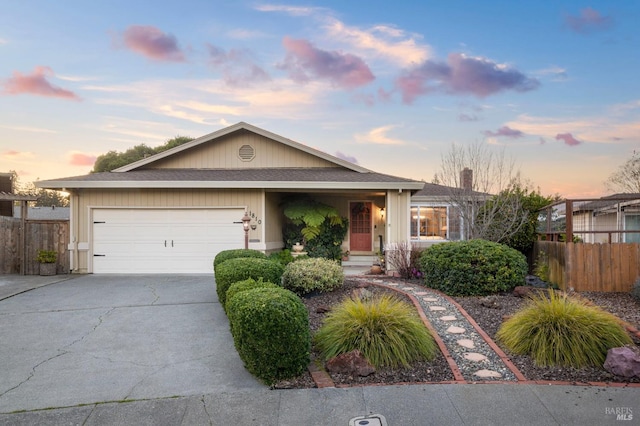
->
[[147, 130, 337, 169], [72, 188, 264, 273]]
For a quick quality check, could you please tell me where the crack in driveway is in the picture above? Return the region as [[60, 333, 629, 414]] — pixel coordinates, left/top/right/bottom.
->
[[0, 307, 115, 399]]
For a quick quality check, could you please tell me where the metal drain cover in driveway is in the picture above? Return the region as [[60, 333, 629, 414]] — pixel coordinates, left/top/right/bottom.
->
[[349, 414, 388, 426]]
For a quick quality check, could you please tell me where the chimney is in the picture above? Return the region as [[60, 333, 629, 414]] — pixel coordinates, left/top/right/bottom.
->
[[460, 168, 473, 191]]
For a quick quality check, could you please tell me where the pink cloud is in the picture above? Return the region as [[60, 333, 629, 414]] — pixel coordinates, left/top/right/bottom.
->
[[279, 37, 374, 89], [68, 152, 97, 166], [483, 126, 524, 138], [396, 53, 539, 103], [4, 150, 21, 156], [565, 7, 613, 34], [122, 25, 185, 62], [206, 44, 270, 86], [555, 133, 582, 146], [3, 66, 80, 100]]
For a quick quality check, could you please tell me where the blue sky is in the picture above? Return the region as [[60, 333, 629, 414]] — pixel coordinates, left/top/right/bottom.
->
[[1, 1, 638, 197]]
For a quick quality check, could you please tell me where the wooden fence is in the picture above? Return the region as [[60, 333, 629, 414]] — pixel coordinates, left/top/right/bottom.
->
[[0, 216, 69, 275], [533, 240, 640, 292]]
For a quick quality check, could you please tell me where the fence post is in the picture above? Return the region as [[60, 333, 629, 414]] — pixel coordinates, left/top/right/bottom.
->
[[565, 200, 573, 244]]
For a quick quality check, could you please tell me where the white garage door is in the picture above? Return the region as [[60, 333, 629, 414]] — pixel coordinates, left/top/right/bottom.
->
[[92, 208, 245, 273]]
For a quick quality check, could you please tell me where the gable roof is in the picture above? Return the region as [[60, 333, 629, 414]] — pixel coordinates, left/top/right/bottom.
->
[[36, 122, 424, 191], [115, 121, 371, 173]]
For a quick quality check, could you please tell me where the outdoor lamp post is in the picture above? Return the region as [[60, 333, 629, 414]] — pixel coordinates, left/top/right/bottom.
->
[[241, 210, 251, 249]]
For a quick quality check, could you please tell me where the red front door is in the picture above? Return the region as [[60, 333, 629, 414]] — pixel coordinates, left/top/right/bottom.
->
[[350, 202, 372, 252]]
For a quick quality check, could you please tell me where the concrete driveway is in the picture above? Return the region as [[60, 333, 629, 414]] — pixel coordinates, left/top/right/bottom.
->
[[0, 274, 263, 413]]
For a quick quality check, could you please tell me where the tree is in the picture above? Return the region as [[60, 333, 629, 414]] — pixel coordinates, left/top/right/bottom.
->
[[434, 141, 528, 243], [10, 171, 69, 207], [92, 136, 194, 172], [606, 151, 640, 193], [487, 185, 555, 255]]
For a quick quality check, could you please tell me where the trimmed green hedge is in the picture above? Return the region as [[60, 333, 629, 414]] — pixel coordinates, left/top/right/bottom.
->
[[213, 249, 266, 274], [281, 257, 344, 295], [420, 239, 527, 296], [215, 258, 284, 309], [226, 278, 280, 309], [226, 287, 310, 385]]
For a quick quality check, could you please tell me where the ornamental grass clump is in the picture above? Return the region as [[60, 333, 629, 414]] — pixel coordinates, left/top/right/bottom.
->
[[314, 294, 436, 369], [496, 289, 632, 368]]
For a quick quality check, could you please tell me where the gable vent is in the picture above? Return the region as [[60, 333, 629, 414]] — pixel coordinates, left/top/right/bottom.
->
[[238, 144, 255, 161]]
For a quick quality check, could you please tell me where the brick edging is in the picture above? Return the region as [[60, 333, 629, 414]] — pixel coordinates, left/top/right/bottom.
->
[[370, 283, 467, 383], [305, 279, 640, 389]]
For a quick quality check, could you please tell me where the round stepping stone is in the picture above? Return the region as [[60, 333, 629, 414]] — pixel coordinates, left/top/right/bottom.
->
[[457, 339, 475, 349], [423, 297, 438, 302], [446, 326, 465, 334], [473, 369, 502, 378], [402, 287, 414, 291], [440, 315, 457, 321], [464, 353, 488, 362], [429, 306, 446, 311]]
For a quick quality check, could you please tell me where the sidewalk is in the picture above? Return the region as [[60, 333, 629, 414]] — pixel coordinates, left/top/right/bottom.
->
[[1, 383, 638, 425]]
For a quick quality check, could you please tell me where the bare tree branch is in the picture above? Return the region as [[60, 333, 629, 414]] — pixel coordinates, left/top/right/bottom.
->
[[436, 140, 528, 242]]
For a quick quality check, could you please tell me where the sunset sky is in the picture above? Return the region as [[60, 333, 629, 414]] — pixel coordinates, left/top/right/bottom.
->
[[1, 1, 638, 198]]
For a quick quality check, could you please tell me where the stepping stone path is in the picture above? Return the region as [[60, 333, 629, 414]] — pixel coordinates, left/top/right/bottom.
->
[[355, 277, 517, 383], [474, 369, 502, 378], [457, 339, 475, 349], [464, 353, 488, 362]]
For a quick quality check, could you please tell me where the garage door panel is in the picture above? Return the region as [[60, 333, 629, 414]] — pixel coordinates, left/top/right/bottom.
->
[[92, 208, 245, 273]]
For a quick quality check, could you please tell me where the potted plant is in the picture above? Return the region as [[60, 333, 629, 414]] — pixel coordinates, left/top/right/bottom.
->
[[341, 250, 350, 261], [36, 250, 57, 276]]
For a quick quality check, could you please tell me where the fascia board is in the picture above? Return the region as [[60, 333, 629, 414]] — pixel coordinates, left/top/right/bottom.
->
[[36, 180, 425, 191]]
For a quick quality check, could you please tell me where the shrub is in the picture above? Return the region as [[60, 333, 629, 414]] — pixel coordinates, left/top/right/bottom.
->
[[215, 258, 284, 309], [226, 287, 310, 385], [213, 249, 266, 273], [496, 290, 632, 368], [281, 257, 344, 295], [420, 239, 527, 296], [267, 249, 295, 266], [314, 294, 436, 368], [226, 278, 280, 309], [386, 242, 424, 279]]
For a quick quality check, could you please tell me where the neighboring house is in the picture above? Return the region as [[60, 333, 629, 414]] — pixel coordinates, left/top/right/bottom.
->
[[573, 194, 640, 243], [410, 172, 489, 247], [37, 122, 425, 274], [13, 206, 70, 221]]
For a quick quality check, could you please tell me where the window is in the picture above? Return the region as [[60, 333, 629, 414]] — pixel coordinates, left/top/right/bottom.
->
[[624, 214, 640, 243], [410, 205, 462, 241]]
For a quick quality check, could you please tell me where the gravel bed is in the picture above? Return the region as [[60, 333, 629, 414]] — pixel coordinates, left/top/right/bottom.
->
[[274, 279, 455, 389], [454, 290, 640, 384], [274, 278, 640, 389], [364, 278, 516, 382]]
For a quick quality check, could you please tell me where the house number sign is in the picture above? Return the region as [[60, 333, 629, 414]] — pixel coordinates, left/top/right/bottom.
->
[[247, 210, 262, 225]]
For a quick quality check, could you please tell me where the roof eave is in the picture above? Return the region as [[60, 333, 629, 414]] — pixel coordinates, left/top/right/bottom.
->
[[37, 180, 426, 191]]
